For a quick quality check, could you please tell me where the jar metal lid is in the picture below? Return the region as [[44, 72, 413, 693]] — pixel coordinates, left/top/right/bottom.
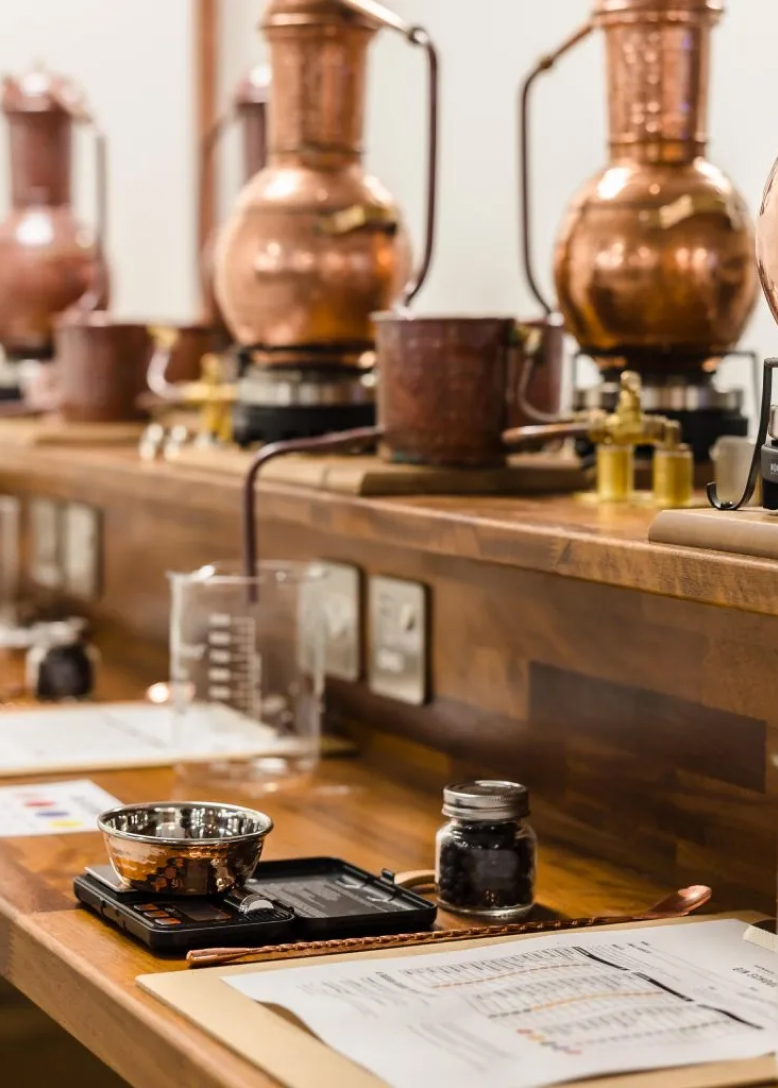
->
[[442, 780, 529, 821]]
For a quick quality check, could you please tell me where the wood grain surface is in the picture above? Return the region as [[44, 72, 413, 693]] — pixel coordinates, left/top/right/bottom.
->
[[0, 655, 671, 1088], [1, 441, 777, 615], [1, 443, 777, 908]]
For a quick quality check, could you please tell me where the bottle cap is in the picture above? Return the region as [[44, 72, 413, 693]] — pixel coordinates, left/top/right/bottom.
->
[[442, 780, 529, 822]]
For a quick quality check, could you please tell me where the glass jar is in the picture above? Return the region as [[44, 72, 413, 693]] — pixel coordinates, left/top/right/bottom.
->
[[435, 780, 536, 921]]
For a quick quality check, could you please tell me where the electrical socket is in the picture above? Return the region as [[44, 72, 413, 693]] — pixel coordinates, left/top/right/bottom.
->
[[29, 498, 63, 589], [62, 503, 102, 600], [368, 575, 428, 706], [299, 561, 362, 682]]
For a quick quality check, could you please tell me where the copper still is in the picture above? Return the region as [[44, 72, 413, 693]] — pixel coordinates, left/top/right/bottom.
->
[[521, 0, 757, 459], [0, 68, 108, 364], [213, 0, 437, 442]]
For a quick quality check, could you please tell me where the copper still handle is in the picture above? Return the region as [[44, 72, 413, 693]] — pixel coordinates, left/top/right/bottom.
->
[[338, 0, 438, 306], [502, 420, 590, 450], [519, 21, 594, 315], [508, 321, 563, 425], [243, 426, 383, 578], [66, 119, 109, 315]]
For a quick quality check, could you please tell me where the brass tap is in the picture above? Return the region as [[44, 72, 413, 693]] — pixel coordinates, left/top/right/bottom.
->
[[190, 354, 235, 445], [586, 372, 692, 505]]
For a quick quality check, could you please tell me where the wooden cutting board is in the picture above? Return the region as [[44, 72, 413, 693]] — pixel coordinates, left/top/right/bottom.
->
[[649, 507, 778, 561], [169, 447, 593, 496]]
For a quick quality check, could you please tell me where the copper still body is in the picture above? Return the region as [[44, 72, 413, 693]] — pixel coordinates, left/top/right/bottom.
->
[[213, 0, 437, 364], [0, 69, 108, 360], [524, 0, 756, 382], [755, 154, 778, 334]]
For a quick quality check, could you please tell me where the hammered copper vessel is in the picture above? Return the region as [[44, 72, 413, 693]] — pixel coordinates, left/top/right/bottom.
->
[[756, 159, 778, 331], [0, 68, 109, 359], [523, 0, 757, 379], [55, 312, 153, 424], [213, 0, 437, 361]]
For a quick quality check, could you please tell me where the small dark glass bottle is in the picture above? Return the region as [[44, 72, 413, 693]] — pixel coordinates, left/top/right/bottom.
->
[[435, 780, 536, 921], [25, 619, 97, 701]]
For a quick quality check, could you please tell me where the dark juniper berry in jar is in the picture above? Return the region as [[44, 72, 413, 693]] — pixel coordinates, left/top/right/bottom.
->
[[435, 780, 536, 921]]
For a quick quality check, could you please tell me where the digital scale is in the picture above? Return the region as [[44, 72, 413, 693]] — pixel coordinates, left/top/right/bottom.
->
[[74, 857, 437, 953]]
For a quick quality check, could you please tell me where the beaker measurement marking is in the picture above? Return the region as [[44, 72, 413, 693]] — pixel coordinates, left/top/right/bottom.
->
[[201, 615, 262, 718], [208, 686, 233, 702], [208, 613, 233, 627], [207, 668, 233, 683]]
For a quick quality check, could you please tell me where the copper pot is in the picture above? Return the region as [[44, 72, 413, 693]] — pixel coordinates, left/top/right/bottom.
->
[[375, 314, 568, 468], [200, 65, 270, 330], [521, 0, 757, 378], [55, 314, 152, 423], [0, 68, 109, 360], [213, 0, 438, 360]]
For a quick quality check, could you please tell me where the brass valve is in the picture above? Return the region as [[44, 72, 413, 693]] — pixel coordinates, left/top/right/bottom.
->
[[186, 354, 235, 445], [586, 371, 692, 506]]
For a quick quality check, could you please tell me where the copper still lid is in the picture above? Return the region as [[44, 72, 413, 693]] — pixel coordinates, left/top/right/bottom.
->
[[263, 0, 378, 29], [594, 0, 723, 17], [1, 67, 86, 116]]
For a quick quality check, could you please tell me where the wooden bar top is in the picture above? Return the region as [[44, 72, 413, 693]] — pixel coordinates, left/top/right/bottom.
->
[[2, 441, 778, 617], [0, 651, 669, 1088], [0, 761, 670, 1088]]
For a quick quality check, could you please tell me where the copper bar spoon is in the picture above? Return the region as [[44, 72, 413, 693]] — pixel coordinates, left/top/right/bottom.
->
[[187, 884, 711, 969]]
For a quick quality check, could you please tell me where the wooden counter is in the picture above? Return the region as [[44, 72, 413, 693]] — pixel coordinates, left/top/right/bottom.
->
[[0, 754, 665, 1087], [1, 443, 776, 911], [1, 442, 777, 613]]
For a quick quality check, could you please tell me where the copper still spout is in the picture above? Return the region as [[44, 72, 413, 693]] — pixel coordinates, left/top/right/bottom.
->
[[0, 68, 109, 360], [521, 0, 757, 380], [213, 0, 438, 360]]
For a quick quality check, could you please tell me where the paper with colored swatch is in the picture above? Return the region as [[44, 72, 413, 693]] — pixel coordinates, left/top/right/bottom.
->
[[0, 779, 120, 836]]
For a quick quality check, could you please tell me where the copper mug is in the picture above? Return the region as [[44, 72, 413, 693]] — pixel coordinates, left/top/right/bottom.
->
[[55, 313, 153, 423], [374, 314, 565, 468]]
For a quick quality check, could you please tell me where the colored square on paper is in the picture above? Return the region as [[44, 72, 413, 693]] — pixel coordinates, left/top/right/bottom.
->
[[0, 780, 121, 837]]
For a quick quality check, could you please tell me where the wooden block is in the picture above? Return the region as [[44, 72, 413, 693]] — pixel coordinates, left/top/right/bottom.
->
[[649, 507, 778, 560], [0, 416, 143, 447], [169, 447, 594, 496]]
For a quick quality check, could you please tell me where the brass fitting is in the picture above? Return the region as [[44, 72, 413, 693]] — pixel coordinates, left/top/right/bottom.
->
[[587, 371, 692, 506]]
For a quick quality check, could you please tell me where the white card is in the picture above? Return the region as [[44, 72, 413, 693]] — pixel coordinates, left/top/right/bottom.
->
[[0, 701, 285, 777], [0, 779, 121, 837]]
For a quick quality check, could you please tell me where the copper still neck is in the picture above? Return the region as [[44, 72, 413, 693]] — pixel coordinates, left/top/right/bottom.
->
[[2, 71, 82, 207], [595, 0, 722, 165], [262, 0, 376, 169]]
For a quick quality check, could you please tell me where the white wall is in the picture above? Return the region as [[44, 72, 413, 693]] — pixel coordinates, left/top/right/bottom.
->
[[0, 0, 198, 323], [222, 0, 778, 423], [4, 2, 772, 413]]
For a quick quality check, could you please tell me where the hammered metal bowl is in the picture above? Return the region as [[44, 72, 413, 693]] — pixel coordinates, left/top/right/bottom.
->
[[98, 802, 274, 896]]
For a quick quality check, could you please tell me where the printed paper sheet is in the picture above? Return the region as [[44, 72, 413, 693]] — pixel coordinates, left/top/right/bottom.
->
[[226, 918, 778, 1088]]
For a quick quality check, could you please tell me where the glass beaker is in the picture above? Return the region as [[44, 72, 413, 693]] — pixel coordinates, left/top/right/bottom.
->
[[168, 561, 325, 791]]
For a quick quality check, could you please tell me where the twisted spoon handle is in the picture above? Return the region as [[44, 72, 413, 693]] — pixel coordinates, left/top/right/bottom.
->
[[187, 884, 711, 968]]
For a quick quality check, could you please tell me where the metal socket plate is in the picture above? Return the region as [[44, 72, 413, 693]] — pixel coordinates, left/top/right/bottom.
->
[[29, 498, 63, 589], [0, 496, 21, 603], [368, 576, 428, 706], [299, 561, 361, 682], [63, 503, 102, 600]]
